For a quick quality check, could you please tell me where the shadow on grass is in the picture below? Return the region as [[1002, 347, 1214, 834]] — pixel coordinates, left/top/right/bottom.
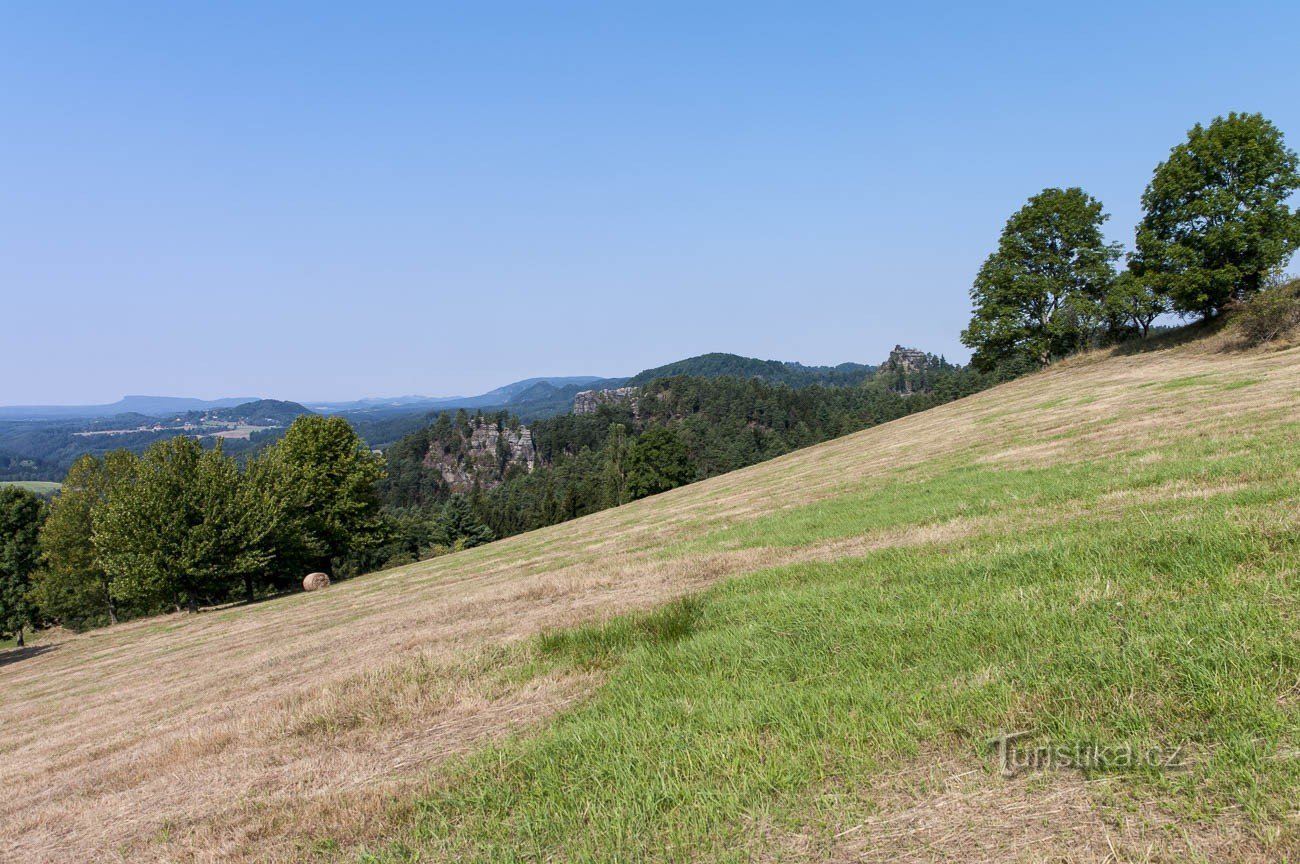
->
[[1108, 317, 1222, 356], [0, 643, 57, 668]]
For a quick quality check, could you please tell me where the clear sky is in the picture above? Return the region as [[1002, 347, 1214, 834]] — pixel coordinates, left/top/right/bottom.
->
[[3, 2, 1298, 404]]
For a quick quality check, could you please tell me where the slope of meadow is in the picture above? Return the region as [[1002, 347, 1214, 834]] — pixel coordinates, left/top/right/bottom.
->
[[3, 323, 1300, 863]]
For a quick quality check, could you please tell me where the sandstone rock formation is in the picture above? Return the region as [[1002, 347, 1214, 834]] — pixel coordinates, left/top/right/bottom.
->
[[573, 386, 639, 416], [424, 417, 536, 492], [884, 345, 928, 373]]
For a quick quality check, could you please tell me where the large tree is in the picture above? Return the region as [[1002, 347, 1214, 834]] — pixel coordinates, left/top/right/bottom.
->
[[962, 187, 1120, 369], [253, 415, 386, 579], [31, 451, 138, 629], [95, 437, 273, 613], [0, 487, 46, 646], [627, 427, 693, 499], [1135, 112, 1300, 316]]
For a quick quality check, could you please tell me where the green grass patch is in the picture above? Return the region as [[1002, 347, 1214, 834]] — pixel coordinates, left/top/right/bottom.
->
[[357, 421, 1300, 862]]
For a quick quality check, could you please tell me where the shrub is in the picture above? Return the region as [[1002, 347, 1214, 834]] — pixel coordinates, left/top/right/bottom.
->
[[1235, 278, 1300, 346]]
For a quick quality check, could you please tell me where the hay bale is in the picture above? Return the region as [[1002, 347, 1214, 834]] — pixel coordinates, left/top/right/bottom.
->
[[302, 572, 331, 592]]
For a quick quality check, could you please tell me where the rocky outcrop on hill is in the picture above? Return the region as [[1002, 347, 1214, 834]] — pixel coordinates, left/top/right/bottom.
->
[[884, 345, 928, 373], [880, 345, 934, 395], [573, 387, 639, 417], [423, 417, 536, 492]]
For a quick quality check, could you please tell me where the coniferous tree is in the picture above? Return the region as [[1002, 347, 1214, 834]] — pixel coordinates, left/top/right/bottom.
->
[[434, 494, 494, 548], [603, 423, 631, 506]]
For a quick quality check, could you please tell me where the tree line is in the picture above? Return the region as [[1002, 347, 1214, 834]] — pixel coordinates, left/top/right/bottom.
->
[[0, 416, 385, 639], [962, 112, 1300, 369]]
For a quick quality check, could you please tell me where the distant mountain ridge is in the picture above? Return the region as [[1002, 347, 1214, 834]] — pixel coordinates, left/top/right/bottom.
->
[[5, 355, 881, 424]]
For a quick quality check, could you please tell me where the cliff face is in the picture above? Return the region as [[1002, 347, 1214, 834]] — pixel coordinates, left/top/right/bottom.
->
[[423, 417, 536, 492], [573, 386, 639, 416]]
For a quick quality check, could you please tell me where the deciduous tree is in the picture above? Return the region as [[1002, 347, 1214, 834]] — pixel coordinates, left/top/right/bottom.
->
[[95, 437, 269, 613], [961, 187, 1120, 369], [1135, 112, 1300, 316], [253, 415, 386, 579], [627, 427, 693, 499], [31, 451, 138, 629], [0, 487, 46, 646]]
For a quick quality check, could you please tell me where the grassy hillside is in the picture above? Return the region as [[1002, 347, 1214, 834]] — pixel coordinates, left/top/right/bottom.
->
[[3, 324, 1300, 862]]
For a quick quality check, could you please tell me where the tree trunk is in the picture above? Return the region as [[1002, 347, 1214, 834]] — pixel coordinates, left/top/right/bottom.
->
[[243, 573, 256, 604], [15, 627, 24, 648]]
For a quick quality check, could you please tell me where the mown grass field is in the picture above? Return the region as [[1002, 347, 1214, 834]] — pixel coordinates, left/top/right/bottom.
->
[[0, 480, 60, 495], [3, 324, 1299, 862]]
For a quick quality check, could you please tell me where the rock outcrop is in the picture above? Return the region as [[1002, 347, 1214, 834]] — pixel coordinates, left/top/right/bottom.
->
[[573, 387, 639, 416], [884, 345, 928, 373], [880, 345, 932, 395], [424, 417, 536, 492]]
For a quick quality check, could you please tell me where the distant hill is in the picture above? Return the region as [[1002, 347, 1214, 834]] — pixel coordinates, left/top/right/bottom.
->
[[626, 353, 876, 388], [309, 377, 613, 417], [0, 399, 314, 482], [206, 399, 312, 426], [478, 376, 610, 404], [0, 395, 261, 421]]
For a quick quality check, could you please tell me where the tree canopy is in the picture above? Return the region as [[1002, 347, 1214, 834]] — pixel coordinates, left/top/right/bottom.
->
[[0, 486, 46, 645], [31, 451, 138, 629], [961, 187, 1120, 370], [1135, 112, 1300, 316]]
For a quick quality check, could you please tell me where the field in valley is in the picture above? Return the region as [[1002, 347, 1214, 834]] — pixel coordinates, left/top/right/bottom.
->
[[0, 480, 61, 495], [4, 323, 1300, 862]]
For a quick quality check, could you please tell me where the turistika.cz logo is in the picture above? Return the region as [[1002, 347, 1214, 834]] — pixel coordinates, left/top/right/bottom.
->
[[986, 731, 1187, 777]]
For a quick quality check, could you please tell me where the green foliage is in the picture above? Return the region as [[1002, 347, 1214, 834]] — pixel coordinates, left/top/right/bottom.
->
[[379, 428, 1300, 862], [1135, 112, 1300, 316], [0, 486, 46, 643], [380, 365, 1002, 542], [626, 427, 693, 499], [95, 437, 274, 613], [433, 494, 494, 549], [962, 187, 1121, 370], [30, 451, 138, 630], [1103, 270, 1168, 338], [626, 353, 875, 388], [1235, 277, 1300, 346], [253, 415, 386, 579]]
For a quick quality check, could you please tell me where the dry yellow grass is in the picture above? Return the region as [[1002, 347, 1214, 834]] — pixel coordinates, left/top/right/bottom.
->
[[3, 328, 1300, 862]]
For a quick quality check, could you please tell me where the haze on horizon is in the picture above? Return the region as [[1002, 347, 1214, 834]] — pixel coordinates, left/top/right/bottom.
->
[[3, 1, 1298, 405]]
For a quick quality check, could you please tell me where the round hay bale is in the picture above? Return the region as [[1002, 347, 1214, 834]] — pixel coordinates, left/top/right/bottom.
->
[[303, 572, 331, 592]]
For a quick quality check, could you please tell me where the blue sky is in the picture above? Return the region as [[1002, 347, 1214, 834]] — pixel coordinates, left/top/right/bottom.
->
[[3, 2, 1298, 404]]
